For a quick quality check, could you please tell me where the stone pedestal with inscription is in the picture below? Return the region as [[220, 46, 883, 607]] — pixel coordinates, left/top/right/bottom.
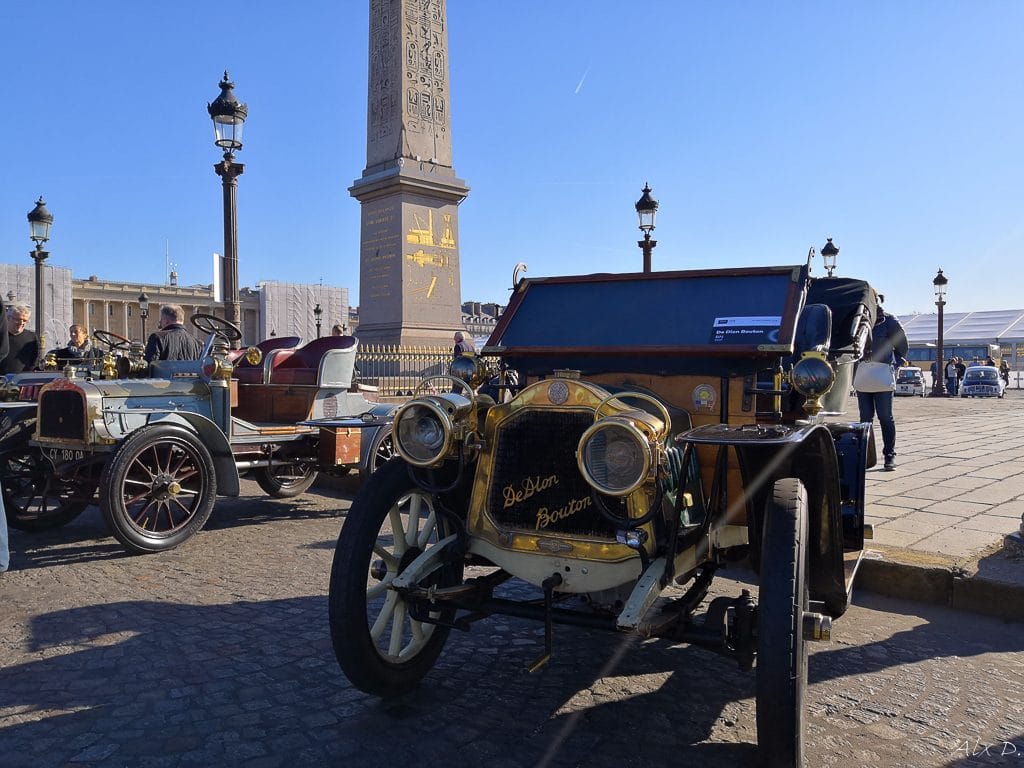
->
[[350, 0, 470, 348]]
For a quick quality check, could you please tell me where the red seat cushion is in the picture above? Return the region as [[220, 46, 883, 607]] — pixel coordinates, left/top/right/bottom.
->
[[268, 336, 356, 385]]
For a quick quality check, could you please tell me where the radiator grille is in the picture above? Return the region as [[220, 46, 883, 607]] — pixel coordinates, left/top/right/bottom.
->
[[487, 409, 622, 539], [38, 390, 87, 440]]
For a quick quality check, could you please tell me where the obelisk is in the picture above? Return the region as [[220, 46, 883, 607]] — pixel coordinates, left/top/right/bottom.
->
[[350, 0, 470, 347]]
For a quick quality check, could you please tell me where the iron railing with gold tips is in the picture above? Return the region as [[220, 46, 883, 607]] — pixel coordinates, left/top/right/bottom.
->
[[354, 344, 498, 397]]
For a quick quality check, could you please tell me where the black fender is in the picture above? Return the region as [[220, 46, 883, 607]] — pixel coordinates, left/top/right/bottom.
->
[[680, 422, 856, 618]]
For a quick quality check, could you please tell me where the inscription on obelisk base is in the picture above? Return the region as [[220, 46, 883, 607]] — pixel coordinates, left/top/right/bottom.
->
[[351, 0, 470, 348]]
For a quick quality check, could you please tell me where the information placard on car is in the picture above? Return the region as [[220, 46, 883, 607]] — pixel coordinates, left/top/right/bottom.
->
[[709, 316, 782, 345]]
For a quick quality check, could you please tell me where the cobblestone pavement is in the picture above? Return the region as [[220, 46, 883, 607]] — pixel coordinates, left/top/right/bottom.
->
[[2, 478, 1023, 768]]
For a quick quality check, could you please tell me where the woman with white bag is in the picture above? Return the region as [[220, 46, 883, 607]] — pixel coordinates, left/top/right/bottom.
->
[[853, 296, 909, 471]]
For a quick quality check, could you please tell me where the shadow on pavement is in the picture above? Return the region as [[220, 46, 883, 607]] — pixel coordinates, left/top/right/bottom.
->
[[0, 596, 761, 768]]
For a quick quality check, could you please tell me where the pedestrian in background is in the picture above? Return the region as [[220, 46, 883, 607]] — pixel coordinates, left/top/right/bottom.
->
[[0, 293, 10, 572], [453, 330, 475, 359], [856, 297, 908, 471], [956, 357, 966, 392], [945, 358, 959, 395]]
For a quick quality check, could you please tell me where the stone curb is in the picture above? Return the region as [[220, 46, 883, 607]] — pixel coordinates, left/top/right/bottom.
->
[[856, 538, 1024, 622]]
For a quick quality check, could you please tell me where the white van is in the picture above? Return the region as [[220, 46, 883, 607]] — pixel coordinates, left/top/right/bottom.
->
[[895, 366, 926, 397]]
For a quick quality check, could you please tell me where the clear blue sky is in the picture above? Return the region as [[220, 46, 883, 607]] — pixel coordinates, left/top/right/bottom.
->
[[1, 2, 1021, 316]]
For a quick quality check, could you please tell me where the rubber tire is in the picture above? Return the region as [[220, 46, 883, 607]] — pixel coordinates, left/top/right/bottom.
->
[[100, 424, 217, 554], [359, 425, 395, 482], [329, 458, 461, 697], [1, 443, 89, 531], [254, 463, 318, 498], [756, 477, 809, 768]]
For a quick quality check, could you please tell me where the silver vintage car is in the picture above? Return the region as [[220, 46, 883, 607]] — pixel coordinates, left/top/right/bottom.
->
[[24, 315, 395, 553]]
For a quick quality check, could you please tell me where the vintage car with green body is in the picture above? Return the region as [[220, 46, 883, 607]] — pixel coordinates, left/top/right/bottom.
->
[[20, 315, 395, 553], [327, 260, 878, 767]]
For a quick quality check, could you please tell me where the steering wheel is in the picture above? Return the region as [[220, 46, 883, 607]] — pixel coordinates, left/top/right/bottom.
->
[[414, 375, 475, 398], [190, 313, 242, 342], [93, 329, 131, 351]]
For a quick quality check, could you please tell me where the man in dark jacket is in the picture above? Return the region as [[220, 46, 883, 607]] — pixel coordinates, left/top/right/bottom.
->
[[144, 304, 202, 362], [1, 304, 40, 374], [857, 300, 908, 471]]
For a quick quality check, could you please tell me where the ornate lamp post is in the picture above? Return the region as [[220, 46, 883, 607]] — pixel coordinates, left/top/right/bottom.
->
[[635, 183, 659, 273], [821, 237, 839, 277], [138, 290, 150, 339], [27, 197, 54, 344], [207, 71, 247, 347], [930, 269, 949, 396], [313, 302, 323, 338]]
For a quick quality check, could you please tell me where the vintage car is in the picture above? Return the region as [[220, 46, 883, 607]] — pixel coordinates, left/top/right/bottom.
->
[[0, 331, 141, 531], [23, 315, 395, 553], [327, 261, 878, 767], [959, 365, 1006, 398], [894, 365, 926, 397]]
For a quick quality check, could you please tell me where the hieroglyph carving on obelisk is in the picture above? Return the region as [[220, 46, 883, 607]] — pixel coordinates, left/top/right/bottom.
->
[[350, 0, 470, 347]]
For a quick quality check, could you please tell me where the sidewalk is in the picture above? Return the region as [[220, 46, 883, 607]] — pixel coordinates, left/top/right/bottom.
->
[[851, 390, 1024, 620]]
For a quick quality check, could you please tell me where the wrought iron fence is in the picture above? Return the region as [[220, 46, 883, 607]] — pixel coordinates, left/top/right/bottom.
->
[[355, 344, 499, 397]]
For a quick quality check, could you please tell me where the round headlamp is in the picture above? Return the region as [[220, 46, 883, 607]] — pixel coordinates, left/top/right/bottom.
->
[[577, 418, 653, 497], [791, 355, 835, 398], [448, 355, 487, 389], [394, 397, 467, 468]]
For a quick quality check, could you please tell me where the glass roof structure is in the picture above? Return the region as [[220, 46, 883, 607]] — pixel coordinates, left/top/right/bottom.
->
[[898, 309, 1024, 345]]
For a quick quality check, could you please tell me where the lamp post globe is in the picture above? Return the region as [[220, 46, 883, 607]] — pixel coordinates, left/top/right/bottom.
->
[[208, 71, 247, 348], [27, 196, 54, 342], [313, 303, 323, 339], [930, 269, 949, 397], [138, 290, 150, 340], [635, 183, 659, 273], [821, 237, 839, 277]]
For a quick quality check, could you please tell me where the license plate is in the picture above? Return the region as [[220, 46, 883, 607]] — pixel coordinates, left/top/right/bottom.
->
[[47, 447, 85, 463]]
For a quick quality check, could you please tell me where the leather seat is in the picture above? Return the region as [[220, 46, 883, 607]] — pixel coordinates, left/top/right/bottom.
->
[[233, 336, 302, 384], [269, 336, 357, 386]]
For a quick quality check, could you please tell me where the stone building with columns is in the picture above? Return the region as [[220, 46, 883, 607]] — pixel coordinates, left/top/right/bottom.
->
[[72, 276, 261, 344]]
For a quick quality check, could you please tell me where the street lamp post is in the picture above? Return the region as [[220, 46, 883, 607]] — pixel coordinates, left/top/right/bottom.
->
[[635, 183, 659, 273], [313, 303, 323, 339], [207, 71, 247, 348], [930, 269, 949, 397], [27, 197, 53, 345], [138, 290, 150, 340], [821, 237, 839, 277]]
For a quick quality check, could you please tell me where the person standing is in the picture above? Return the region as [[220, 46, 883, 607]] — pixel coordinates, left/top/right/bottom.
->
[[1, 304, 40, 374], [955, 357, 966, 393], [856, 299, 908, 471], [453, 330, 475, 359], [0, 294, 9, 572], [143, 305, 202, 362], [945, 357, 959, 395]]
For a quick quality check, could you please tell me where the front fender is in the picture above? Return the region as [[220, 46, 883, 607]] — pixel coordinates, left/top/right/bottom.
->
[[148, 412, 239, 497], [679, 422, 853, 618]]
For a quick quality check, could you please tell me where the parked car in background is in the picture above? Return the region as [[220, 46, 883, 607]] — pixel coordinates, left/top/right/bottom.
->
[[959, 365, 1006, 398], [328, 260, 879, 768], [894, 366, 926, 397], [25, 315, 395, 553]]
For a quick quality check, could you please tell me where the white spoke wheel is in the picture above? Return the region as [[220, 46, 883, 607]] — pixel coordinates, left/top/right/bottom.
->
[[756, 478, 810, 768], [360, 425, 395, 481], [100, 424, 217, 554], [254, 461, 317, 498], [329, 458, 462, 697]]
